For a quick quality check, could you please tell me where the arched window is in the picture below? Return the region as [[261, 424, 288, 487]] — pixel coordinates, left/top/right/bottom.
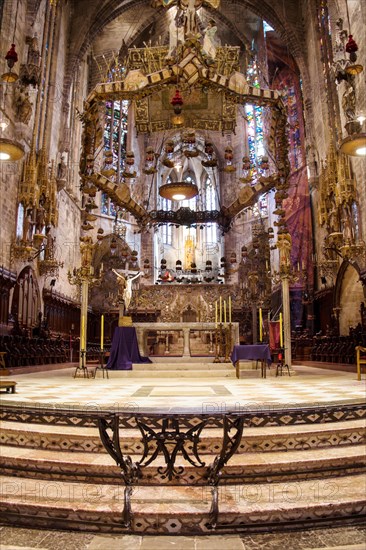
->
[[101, 99, 129, 215]]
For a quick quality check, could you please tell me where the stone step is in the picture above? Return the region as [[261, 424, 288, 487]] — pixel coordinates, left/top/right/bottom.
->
[[1, 418, 365, 454], [1, 443, 365, 485], [102, 368, 236, 378], [0, 473, 365, 534], [132, 362, 234, 371]]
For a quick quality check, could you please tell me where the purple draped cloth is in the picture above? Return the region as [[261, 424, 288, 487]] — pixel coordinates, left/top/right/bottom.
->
[[106, 327, 152, 370], [231, 344, 272, 365]]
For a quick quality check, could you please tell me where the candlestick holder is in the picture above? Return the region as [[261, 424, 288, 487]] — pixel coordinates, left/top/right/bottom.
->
[[223, 323, 233, 363], [94, 349, 109, 379], [213, 325, 222, 362], [73, 350, 90, 378]]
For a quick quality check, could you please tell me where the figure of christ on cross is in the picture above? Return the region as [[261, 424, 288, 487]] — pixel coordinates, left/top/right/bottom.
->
[[112, 269, 142, 314], [156, 0, 220, 40]]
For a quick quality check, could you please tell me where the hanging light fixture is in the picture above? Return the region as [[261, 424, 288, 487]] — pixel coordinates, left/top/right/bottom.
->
[[0, 89, 24, 161], [0, 0, 24, 160], [0, 137, 24, 160], [170, 89, 184, 127], [159, 179, 199, 201], [336, 5, 366, 157], [159, 154, 198, 201], [2, 43, 19, 83], [2, 0, 21, 83]]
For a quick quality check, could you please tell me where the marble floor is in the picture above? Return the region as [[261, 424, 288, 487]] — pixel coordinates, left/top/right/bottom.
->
[[0, 525, 365, 550], [0, 364, 365, 413]]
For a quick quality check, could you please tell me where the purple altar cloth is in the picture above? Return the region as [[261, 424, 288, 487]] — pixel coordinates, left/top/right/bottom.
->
[[231, 344, 272, 365], [106, 327, 152, 370]]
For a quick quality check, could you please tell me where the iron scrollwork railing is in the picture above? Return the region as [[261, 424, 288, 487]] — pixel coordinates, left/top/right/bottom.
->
[[98, 413, 244, 529], [206, 415, 245, 528]]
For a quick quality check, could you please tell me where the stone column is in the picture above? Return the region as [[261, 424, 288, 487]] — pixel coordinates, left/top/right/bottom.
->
[[182, 327, 191, 357], [282, 276, 292, 368]]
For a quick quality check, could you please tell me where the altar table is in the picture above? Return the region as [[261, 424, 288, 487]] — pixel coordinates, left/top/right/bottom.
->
[[106, 327, 151, 370], [231, 344, 272, 379]]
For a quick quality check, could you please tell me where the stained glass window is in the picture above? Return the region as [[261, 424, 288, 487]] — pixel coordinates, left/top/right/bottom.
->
[[245, 57, 268, 218], [101, 99, 129, 215]]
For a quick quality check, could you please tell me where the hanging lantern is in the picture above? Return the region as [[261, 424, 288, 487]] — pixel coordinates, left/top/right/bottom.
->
[[230, 252, 237, 264], [259, 155, 270, 178], [239, 156, 252, 182], [223, 146, 235, 172], [183, 131, 198, 157], [201, 140, 217, 167], [123, 151, 136, 179], [5, 44, 18, 68], [144, 146, 157, 174], [345, 35, 358, 63], [101, 150, 116, 178], [170, 89, 184, 114], [2, 43, 18, 82], [162, 140, 175, 167]]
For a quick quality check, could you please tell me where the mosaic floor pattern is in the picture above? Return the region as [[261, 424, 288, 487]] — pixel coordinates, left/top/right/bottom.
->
[[0, 364, 365, 412]]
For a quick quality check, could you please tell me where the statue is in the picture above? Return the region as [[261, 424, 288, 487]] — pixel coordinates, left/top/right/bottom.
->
[[167, 8, 185, 57], [26, 34, 40, 67], [181, 0, 201, 36], [202, 19, 219, 59], [35, 198, 46, 234], [22, 208, 34, 242], [57, 155, 67, 190], [14, 85, 33, 124], [112, 269, 142, 312]]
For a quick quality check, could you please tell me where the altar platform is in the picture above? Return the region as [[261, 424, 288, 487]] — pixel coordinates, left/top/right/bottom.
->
[[1, 363, 365, 536], [0, 362, 364, 412]]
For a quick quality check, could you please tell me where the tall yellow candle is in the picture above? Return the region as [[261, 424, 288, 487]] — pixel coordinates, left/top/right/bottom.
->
[[279, 312, 283, 348], [224, 300, 227, 324], [215, 301, 218, 327], [228, 296, 232, 324], [81, 315, 85, 350], [219, 296, 222, 324], [259, 307, 262, 342], [100, 314, 104, 350]]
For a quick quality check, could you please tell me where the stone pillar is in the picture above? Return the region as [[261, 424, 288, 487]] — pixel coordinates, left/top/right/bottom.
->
[[135, 327, 146, 356], [182, 327, 191, 357], [282, 276, 292, 368]]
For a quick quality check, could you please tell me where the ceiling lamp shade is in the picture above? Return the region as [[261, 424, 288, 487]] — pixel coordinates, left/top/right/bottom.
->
[[159, 181, 198, 201], [339, 132, 366, 156], [0, 137, 24, 161]]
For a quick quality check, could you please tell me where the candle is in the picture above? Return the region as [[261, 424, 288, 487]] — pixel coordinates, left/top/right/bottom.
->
[[215, 301, 218, 327], [228, 296, 232, 324], [81, 315, 85, 351], [259, 307, 262, 342], [279, 312, 283, 348], [224, 300, 227, 324], [101, 314, 104, 350], [219, 296, 222, 324]]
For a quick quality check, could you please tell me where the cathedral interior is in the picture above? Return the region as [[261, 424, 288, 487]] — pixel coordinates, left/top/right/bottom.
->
[[0, 0, 366, 545], [0, 0, 365, 355]]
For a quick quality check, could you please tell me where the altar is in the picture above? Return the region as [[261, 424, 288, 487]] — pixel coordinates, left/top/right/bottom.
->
[[231, 344, 272, 379], [106, 327, 152, 370], [133, 322, 240, 358]]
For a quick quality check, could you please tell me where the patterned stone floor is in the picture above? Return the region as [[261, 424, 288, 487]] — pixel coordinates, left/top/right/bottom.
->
[[1, 364, 365, 413], [0, 525, 365, 549]]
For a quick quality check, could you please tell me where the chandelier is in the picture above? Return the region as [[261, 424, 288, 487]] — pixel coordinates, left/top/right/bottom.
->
[[159, 180, 198, 201]]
